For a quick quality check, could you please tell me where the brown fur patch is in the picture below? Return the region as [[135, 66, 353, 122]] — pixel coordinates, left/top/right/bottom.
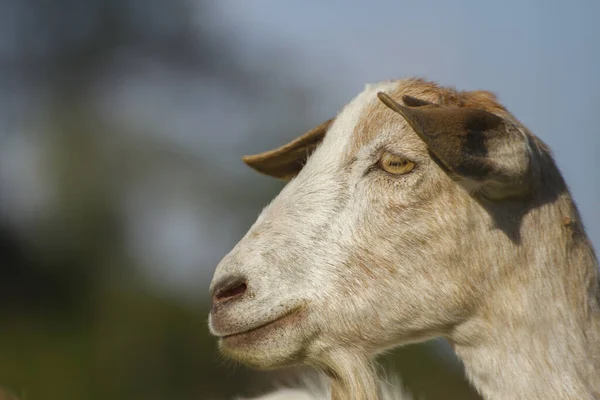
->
[[348, 79, 510, 157], [243, 118, 334, 180]]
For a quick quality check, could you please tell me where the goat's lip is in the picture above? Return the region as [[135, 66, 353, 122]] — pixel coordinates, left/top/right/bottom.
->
[[218, 306, 305, 344]]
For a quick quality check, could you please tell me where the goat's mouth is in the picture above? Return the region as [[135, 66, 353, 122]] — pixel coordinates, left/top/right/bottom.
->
[[219, 305, 306, 347]]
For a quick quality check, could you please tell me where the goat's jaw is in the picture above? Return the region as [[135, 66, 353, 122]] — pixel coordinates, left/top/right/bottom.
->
[[210, 304, 311, 369]]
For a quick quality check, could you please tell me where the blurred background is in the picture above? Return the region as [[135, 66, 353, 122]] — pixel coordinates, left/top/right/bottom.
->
[[0, 1, 598, 399]]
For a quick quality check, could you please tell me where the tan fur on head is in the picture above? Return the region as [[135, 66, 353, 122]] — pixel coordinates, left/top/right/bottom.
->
[[209, 79, 600, 400]]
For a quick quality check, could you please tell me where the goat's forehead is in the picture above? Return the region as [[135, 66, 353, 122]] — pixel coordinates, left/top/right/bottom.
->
[[302, 79, 448, 176], [321, 81, 401, 153]]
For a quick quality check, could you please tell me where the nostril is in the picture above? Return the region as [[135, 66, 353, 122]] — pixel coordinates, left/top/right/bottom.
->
[[213, 281, 247, 303]]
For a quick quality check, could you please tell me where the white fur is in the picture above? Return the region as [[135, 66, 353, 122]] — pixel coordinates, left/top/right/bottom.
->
[[241, 372, 411, 400], [210, 79, 600, 400]]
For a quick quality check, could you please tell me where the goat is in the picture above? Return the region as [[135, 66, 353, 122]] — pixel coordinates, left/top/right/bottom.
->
[[208, 78, 600, 400]]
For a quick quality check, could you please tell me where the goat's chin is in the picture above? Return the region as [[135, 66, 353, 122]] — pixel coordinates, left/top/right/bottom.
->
[[219, 338, 300, 370], [218, 307, 309, 369]]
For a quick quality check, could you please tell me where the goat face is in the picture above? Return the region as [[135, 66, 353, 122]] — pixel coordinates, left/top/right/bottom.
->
[[208, 79, 534, 369]]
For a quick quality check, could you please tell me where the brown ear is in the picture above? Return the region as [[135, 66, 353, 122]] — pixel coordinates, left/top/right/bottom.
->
[[378, 92, 532, 200], [242, 119, 334, 180]]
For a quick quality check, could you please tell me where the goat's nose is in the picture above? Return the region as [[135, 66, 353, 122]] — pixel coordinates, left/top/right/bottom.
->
[[211, 276, 247, 306]]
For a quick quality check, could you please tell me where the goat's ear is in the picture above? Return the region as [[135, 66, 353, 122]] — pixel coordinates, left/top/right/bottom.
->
[[242, 118, 334, 181], [378, 92, 532, 200]]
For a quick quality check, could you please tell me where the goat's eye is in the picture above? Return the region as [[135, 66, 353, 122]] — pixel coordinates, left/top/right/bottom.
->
[[379, 153, 415, 175]]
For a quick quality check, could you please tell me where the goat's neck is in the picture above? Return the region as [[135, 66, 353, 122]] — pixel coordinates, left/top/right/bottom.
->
[[452, 221, 600, 400]]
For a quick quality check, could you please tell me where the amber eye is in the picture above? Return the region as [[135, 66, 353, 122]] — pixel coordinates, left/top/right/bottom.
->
[[379, 153, 415, 175]]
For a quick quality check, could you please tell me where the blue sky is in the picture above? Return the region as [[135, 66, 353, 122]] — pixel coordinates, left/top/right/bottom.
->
[[214, 0, 600, 248]]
